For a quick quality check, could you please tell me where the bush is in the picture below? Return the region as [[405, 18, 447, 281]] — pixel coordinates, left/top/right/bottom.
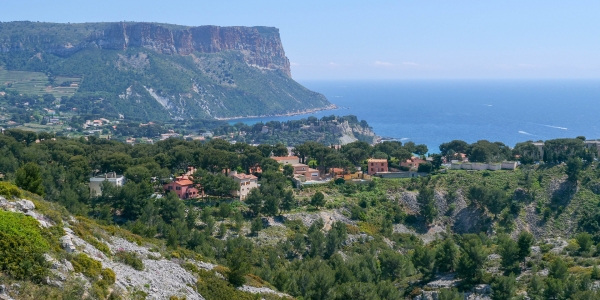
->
[[70, 253, 103, 278], [101, 268, 116, 284], [0, 210, 49, 282], [115, 250, 145, 271], [0, 181, 22, 198], [196, 269, 256, 300]]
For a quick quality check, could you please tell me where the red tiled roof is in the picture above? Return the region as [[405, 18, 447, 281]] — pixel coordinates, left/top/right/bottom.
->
[[175, 179, 194, 186]]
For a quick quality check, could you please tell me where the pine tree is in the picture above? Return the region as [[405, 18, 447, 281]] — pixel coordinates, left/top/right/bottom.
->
[[311, 192, 325, 208]]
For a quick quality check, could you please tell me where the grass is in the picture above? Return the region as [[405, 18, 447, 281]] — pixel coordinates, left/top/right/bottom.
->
[[0, 68, 81, 97]]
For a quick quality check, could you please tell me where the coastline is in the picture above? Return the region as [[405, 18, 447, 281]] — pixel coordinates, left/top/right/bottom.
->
[[214, 104, 339, 121]]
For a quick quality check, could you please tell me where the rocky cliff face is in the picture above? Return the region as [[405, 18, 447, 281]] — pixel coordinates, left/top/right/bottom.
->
[[0, 22, 291, 77], [94, 23, 291, 76], [0, 22, 329, 120]]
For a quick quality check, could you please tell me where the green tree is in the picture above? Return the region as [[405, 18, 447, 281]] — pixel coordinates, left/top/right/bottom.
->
[[517, 231, 534, 260], [491, 274, 516, 300], [417, 162, 433, 173], [263, 195, 280, 216], [311, 191, 326, 208], [281, 190, 296, 212], [430, 154, 443, 170], [566, 157, 583, 182], [308, 219, 325, 258], [245, 189, 263, 216], [436, 237, 458, 272], [417, 186, 437, 225], [528, 274, 545, 300], [548, 257, 568, 280], [575, 232, 592, 253], [250, 216, 263, 236], [219, 222, 227, 238], [15, 162, 44, 196], [227, 246, 250, 286], [457, 234, 487, 283], [412, 244, 436, 280], [497, 234, 520, 274], [218, 203, 232, 219], [325, 221, 347, 258], [379, 249, 415, 281], [283, 164, 294, 177]]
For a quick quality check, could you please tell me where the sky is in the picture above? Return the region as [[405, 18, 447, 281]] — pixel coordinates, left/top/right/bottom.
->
[[2, 1, 599, 80]]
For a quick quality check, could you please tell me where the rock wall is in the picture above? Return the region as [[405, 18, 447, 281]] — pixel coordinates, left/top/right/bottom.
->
[[0, 22, 291, 77]]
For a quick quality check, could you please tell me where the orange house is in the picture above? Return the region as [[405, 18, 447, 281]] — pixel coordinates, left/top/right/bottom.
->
[[367, 159, 388, 175]]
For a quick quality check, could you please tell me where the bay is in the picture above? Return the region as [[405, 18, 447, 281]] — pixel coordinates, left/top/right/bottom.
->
[[230, 80, 600, 152]]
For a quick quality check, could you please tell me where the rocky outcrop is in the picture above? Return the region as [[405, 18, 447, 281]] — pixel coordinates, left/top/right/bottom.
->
[[0, 22, 291, 77]]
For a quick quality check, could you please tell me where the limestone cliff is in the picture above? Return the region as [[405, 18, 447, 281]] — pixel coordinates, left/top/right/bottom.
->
[[0, 22, 291, 76], [0, 22, 328, 120]]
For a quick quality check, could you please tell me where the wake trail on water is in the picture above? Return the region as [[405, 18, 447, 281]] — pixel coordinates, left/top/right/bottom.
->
[[541, 124, 568, 130], [518, 131, 535, 136]]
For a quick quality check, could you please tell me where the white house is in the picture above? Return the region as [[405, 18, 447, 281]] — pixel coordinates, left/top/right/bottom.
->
[[89, 172, 126, 196], [228, 171, 258, 200]]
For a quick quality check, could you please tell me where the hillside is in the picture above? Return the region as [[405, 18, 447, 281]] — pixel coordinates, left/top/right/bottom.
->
[[2, 132, 600, 299], [0, 21, 332, 121]]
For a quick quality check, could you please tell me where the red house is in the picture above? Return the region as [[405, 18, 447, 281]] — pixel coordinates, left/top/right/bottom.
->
[[164, 175, 202, 199]]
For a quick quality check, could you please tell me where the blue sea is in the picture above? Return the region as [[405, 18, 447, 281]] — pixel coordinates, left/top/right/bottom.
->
[[230, 80, 600, 153]]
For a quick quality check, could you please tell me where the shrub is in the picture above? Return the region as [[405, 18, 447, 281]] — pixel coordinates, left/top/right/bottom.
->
[[101, 268, 116, 284], [115, 250, 145, 271], [196, 269, 257, 300], [0, 210, 49, 282], [70, 253, 103, 278], [0, 181, 22, 198]]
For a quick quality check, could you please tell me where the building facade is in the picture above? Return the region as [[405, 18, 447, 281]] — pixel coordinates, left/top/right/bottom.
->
[[164, 175, 201, 199], [271, 156, 300, 165], [89, 172, 126, 197], [367, 159, 388, 175], [229, 171, 258, 200]]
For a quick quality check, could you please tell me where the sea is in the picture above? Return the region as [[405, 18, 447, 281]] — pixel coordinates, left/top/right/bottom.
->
[[229, 80, 600, 153]]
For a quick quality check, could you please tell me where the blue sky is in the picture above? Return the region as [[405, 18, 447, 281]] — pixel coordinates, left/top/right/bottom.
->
[[2, 1, 599, 80]]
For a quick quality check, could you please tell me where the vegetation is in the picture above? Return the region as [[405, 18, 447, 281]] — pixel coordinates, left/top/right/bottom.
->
[[114, 250, 145, 271], [0, 210, 50, 282], [2, 127, 600, 298]]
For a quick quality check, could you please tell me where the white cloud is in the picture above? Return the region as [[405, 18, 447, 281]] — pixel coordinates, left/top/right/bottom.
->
[[402, 62, 419, 66], [290, 62, 300, 66], [374, 61, 394, 67], [328, 62, 338, 66]]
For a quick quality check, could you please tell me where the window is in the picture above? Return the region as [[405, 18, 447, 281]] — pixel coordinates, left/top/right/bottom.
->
[[168, 186, 173, 190], [381, 163, 384, 166], [371, 163, 374, 166], [176, 186, 181, 190]]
